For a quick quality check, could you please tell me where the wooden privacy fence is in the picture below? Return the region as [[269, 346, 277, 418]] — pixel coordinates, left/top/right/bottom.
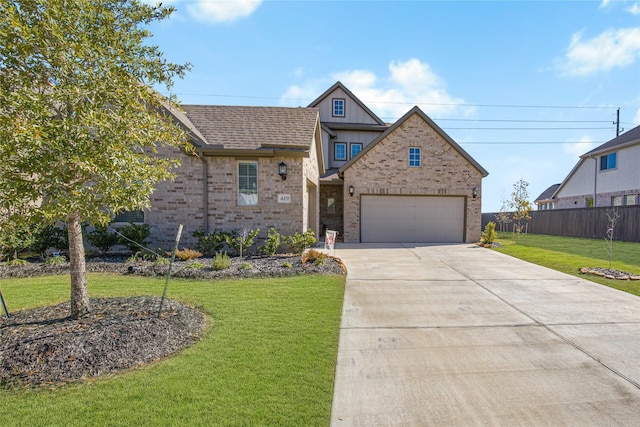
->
[[482, 205, 640, 243]]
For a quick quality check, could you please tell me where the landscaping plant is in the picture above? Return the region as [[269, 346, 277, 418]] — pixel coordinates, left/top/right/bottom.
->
[[193, 230, 229, 257], [259, 227, 281, 256], [174, 248, 203, 261], [118, 223, 151, 254], [212, 252, 231, 271], [87, 225, 119, 254], [481, 221, 497, 245], [284, 229, 317, 255], [225, 227, 260, 257]]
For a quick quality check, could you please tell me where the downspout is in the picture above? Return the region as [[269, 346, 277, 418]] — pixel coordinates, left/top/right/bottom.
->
[[200, 153, 209, 234], [591, 155, 597, 207]]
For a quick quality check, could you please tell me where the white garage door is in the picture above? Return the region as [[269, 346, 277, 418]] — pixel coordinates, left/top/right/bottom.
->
[[361, 195, 465, 243]]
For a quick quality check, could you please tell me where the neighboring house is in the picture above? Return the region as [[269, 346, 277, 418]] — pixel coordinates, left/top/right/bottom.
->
[[549, 124, 640, 209], [534, 183, 560, 210], [139, 82, 488, 248], [310, 82, 489, 243], [145, 105, 324, 248]]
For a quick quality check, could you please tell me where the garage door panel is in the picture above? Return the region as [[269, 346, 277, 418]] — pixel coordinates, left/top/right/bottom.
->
[[361, 195, 464, 243]]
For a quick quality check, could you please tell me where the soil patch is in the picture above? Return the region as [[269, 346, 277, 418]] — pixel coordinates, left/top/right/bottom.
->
[[0, 296, 206, 388]]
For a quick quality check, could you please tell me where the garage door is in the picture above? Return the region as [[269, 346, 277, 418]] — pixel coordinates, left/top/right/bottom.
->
[[361, 195, 465, 243]]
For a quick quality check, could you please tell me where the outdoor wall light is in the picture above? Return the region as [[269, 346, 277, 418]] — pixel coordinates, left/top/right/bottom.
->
[[278, 162, 287, 180], [472, 187, 479, 198], [349, 185, 355, 197]]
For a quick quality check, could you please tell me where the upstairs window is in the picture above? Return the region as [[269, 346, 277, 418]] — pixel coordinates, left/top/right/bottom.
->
[[238, 162, 258, 206], [334, 143, 346, 161], [332, 98, 345, 117], [409, 147, 421, 167], [350, 143, 363, 158], [113, 209, 144, 223], [600, 152, 617, 171]]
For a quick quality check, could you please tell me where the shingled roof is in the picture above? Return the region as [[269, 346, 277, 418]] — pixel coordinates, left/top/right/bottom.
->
[[582, 124, 640, 158], [535, 183, 561, 203], [181, 105, 320, 150]]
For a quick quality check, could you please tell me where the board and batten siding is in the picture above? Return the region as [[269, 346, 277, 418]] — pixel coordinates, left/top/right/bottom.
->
[[316, 87, 380, 125]]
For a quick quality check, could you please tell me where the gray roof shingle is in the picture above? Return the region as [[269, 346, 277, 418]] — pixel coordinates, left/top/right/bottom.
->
[[181, 105, 319, 150], [535, 183, 561, 202], [582, 124, 640, 157]]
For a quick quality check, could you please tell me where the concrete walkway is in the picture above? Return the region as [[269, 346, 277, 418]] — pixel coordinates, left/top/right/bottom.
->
[[329, 243, 640, 426]]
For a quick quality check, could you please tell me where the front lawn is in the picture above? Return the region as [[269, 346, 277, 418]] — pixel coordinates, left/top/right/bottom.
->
[[0, 273, 345, 426], [493, 233, 640, 296]]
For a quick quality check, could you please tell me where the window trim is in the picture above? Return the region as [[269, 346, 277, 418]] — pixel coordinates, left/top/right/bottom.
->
[[350, 143, 363, 159], [238, 161, 258, 206], [334, 142, 347, 161], [332, 98, 345, 117], [408, 147, 421, 167], [600, 152, 617, 171], [327, 197, 336, 214]]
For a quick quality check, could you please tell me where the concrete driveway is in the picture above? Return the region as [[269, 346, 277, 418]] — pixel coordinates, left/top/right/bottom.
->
[[329, 243, 640, 426]]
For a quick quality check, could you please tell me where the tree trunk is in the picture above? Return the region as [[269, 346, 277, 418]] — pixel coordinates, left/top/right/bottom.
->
[[68, 212, 90, 318]]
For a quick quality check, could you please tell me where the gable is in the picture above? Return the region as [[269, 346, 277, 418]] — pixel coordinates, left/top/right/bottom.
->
[[339, 106, 488, 177], [308, 81, 386, 126]]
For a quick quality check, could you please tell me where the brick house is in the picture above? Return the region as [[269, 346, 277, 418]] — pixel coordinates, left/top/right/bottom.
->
[[540, 124, 640, 209], [310, 82, 488, 243], [144, 105, 324, 248], [142, 82, 488, 247]]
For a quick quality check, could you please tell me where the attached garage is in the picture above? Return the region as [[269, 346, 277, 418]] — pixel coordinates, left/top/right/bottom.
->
[[360, 195, 465, 243]]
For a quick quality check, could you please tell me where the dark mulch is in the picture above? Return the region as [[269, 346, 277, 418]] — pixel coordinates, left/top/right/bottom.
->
[[0, 296, 206, 388]]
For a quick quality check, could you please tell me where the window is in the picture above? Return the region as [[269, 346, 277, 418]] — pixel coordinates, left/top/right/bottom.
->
[[327, 197, 336, 214], [113, 209, 144, 223], [600, 152, 617, 171], [334, 143, 346, 161], [238, 162, 258, 206], [409, 147, 421, 167], [612, 195, 623, 206], [332, 98, 345, 117], [626, 195, 637, 205], [350, 143, 363, 158]]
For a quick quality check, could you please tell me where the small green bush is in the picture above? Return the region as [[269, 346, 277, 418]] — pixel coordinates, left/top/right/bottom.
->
[[5, 258, 29, 266], [284, 229, 316, 255], [185, 261, 207, 269], [193, 230, 229, 257], [174, 248, 203, 261], [281, 261, 293, 269], [481, 221, 497, 245], [129, 248, 160, 262], [259, 227, 281, 256], [225, 227, 260, 257], [87, 225, 119, 254], [118, 223, 150, 254], [44, 255, 67, 266], [153, 257, 170, 266], [212, 252, 231, 271], [31, 224, 68, 257], [240, 262, 253, 270]]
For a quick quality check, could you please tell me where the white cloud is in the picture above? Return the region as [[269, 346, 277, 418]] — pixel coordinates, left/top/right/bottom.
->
[[282, 59, 470, 121], [557, 27, 640, 76], [563, 135, 598, 157], [599, 0, 613, 8], [629, 3, 640, 15], [185, 0, 262, 24]]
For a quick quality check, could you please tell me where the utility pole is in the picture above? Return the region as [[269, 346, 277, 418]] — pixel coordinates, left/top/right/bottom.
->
[[614, 108, 620, 137]]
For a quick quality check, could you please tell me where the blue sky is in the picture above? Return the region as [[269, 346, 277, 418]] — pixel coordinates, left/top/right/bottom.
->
[[148, 0, 640, 212]]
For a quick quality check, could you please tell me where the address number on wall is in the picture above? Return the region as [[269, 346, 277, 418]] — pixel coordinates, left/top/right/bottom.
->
[[278, 194, 292, 203]]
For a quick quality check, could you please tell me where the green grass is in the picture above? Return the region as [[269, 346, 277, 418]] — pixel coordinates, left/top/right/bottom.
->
[[493, 233, 640, 296], [0, 273, 345, 426]]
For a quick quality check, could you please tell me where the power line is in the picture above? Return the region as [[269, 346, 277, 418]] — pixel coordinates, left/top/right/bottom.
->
[[462, 140, 607, 145]]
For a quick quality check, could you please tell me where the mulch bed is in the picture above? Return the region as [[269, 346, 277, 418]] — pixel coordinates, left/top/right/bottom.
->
[[579, 267, 640, 281], [0, 296, 206, 388], [0, 253, 345, 389]]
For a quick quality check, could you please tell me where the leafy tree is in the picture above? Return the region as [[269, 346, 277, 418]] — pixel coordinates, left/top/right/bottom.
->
[[510, 179, 532, 241], [0, 0, 191, 318]]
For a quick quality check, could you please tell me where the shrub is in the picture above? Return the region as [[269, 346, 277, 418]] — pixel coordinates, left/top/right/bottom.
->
[[281, 261, 293, 269], [174, 248, 203, 261], [185, 261, 206, 269], [259, 227, 281, 256], [239, 262, 253, 270], [193, 230, 229, 257], [153, 257, 170, 266], [225, 227, 260, 257], [212, 252, 231, 271], [5, 258, 29, 266], [481, 221, 497, 245], [302, 249, 327, 266], [118, 223, 150, 253], [128, 248, 161, 262], [0, 222, 35, 262], [45, 255, 67, 266], [30, 224, 68, 258], [87, 225, 119, 254], [284, 229, 316, 255]]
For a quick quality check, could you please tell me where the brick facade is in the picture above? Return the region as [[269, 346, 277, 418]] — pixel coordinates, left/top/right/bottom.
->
[[341, 112, 483, 243]]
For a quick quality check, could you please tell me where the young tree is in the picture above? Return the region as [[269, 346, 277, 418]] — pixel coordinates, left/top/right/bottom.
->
[[0, 0, 191, 318], [494, 194, 512, 234], [604, 209, 620, 269], [510, 179, 532, 241]]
